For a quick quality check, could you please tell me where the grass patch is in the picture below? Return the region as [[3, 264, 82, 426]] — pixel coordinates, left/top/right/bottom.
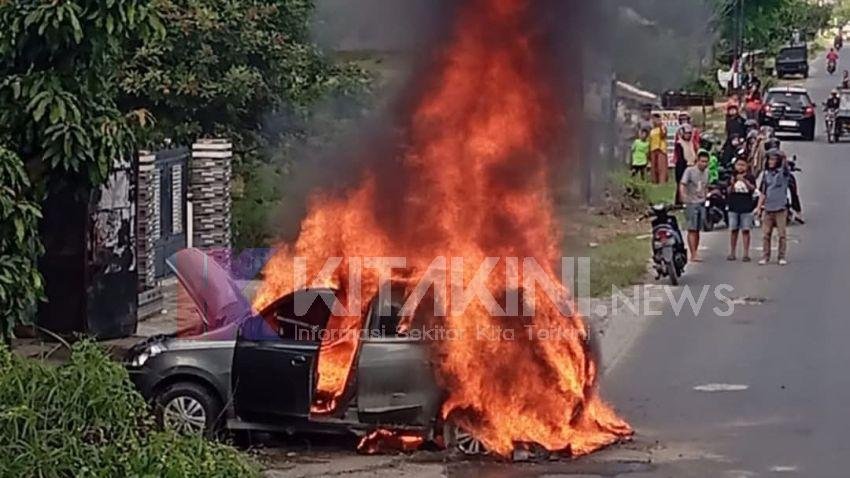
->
[[587, 234, 648, 298], [644, 180, 676, 206]]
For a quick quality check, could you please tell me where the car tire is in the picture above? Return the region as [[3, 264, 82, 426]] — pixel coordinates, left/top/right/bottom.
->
[[803, 126, 815, 142], [155, 382, 222, 438], [443, 421, 489, 456]]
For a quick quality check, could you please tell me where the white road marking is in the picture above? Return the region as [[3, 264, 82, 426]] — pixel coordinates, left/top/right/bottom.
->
[[693, 383, 749, 392], [770, 465, 798, 473]]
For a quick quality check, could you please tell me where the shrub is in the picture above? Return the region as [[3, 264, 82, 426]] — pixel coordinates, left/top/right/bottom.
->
[[0, 341, 258, 478]]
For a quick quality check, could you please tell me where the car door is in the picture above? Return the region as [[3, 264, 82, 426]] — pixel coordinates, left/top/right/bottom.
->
[[355, 292, 441, 426], [231, 290, 335, 424], [232, 314, 318, 423]]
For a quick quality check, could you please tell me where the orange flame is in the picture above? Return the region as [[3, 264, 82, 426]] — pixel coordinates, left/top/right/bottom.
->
[[255, 0, 631, 455], [357, 429, 425, 455]]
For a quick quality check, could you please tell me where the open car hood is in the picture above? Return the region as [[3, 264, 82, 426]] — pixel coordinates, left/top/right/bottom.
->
[[166, 248, 256, 333]]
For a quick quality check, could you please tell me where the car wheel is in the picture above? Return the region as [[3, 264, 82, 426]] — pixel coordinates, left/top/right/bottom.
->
[[155, 382, 222, 438], [804, 127, 815, 141], [443, 421, 489, 456]]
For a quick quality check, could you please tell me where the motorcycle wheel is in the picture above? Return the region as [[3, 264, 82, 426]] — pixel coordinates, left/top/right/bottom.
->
[[667, 261, 679, 286]]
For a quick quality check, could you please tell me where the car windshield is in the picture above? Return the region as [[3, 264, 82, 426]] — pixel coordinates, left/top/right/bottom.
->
[[765, 92, 810, 109], [778, 48, 806, 61]]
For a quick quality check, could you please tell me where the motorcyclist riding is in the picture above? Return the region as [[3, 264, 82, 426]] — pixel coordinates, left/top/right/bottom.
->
[[826, 89, 841, 111], [836, 32, 844, 50], [825, 89, 841, 143], [828, 48, 839, 74]]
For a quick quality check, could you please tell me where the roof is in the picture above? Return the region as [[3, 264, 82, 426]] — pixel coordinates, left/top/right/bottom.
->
[[766, 86, 808, 94], [615, 81, 660, 104]]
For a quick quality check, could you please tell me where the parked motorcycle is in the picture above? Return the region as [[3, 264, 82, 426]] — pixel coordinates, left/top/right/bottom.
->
[[704, 180, 729, 231], [786, 157, 805, 225], [646, 204, 687, 286], [825, 108, 838, 143]]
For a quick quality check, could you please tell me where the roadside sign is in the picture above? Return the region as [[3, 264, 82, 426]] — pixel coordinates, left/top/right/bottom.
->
[[652, 109, 686, 167]]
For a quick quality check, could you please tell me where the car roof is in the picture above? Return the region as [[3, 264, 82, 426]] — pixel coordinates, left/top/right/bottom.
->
[[766, 86, 808, 94]]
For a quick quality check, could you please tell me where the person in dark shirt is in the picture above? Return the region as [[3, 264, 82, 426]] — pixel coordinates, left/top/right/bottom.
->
[[725, 104, 747, 140], [726, 157, 757, 262]]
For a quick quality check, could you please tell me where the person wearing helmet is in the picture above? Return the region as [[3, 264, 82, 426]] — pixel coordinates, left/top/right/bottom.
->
[[757, 149, 791, 265], [674, 112, 701, 154], [826, 89, 841, 111]]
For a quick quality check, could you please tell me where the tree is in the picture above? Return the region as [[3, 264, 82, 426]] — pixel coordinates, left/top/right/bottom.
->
[[118, 0, 370, 247], [713, 0, 832, 56], [0, 1, 162, 335], [0, 147, 42, 342]]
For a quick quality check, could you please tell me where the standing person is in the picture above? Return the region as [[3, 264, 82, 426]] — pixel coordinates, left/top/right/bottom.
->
[[674, 124, 697, 203], [649, 113, 668, 184], [630, 128, 650, 179], [725, 104, 747, 140], [636, 104, 653, 136], [679, 152, 711, 262], [674, 113, 701, 167], [744, 84, 763, 120], [727, 157, 757, 262], [842, 70, 850, 89], [757, 150, 791, 266]]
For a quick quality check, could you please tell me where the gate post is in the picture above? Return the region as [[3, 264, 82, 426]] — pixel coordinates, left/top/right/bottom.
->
[[136, 151, 158, 291], [190, 139, 232, 254]]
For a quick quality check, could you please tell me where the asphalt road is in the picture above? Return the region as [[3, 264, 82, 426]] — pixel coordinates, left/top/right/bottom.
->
[[441, 55, 850, 478], [263, 55, 849, 478], [595, 54, 850, 477]]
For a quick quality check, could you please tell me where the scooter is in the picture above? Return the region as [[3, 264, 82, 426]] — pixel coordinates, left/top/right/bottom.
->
[[828, 59, 837, 75], [704, 180, 729, 231], [647, 204, 688, 286], [786, 157, 805, 225], [825, 108, 838, 143]]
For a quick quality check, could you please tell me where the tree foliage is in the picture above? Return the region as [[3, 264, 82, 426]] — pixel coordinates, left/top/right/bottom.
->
[[713, 0, 833, 56], [0, 147, 43, 341], [119, 0, 369, 163], [0, 0, 162, 335]]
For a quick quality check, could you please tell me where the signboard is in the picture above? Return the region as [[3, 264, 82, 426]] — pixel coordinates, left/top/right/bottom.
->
[[652, 109, 685, 168]]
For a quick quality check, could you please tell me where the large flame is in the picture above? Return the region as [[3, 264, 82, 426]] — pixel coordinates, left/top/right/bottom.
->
[[255, 0, 631, 455]]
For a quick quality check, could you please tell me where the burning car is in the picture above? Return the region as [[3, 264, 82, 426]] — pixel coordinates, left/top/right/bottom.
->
[[125, 248, 486, 454]]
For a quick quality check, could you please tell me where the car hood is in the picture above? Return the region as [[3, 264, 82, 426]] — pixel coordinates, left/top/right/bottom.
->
[[166, 248, 256, 332]]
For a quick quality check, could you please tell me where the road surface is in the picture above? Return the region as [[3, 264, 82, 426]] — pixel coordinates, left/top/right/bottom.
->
[[261, 53, 848, 478], [590, 53, 849, 477]]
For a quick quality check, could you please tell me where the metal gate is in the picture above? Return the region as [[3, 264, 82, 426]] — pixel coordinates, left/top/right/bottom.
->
[[153, 148, 189, 277]]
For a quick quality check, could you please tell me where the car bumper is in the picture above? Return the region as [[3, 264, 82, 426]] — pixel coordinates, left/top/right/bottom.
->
[[762, 117, 814, 133], [127, 366, 163, 399]]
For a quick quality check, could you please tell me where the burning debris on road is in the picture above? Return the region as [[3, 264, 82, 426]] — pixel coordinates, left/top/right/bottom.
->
[[255, 0, 632, 457]]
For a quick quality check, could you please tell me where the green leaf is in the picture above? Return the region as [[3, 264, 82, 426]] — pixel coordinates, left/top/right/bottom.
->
[[32, 98, 50, 122], [69, 10, 83, 43]]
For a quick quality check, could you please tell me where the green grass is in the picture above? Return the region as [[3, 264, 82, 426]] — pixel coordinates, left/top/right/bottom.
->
[[587, 234, 648, 298], [644, 180, 676, 206]]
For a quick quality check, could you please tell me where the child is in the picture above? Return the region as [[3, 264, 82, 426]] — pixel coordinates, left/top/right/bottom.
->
[[631, 128, 650, 179], [726, 157, 757, 262]]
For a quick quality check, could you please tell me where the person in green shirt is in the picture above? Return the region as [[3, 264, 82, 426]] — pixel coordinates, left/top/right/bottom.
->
[[704, 148, 719, 184], [631, 128, 650, 180]]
